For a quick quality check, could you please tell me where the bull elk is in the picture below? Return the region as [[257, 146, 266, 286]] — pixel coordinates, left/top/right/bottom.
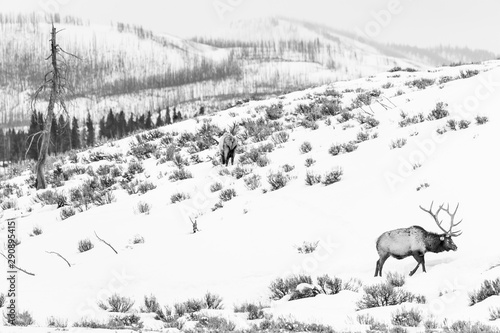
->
[[374, 202, 462, 277]]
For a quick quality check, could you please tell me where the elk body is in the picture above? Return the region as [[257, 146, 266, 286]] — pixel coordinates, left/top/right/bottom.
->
[[375, 202, 462, 277], [218, 133, 238, 166]]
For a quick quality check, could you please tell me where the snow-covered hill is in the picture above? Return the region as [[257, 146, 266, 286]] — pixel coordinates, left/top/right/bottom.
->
[[1, 60, 500, 332], [2, 14, 496, 128]]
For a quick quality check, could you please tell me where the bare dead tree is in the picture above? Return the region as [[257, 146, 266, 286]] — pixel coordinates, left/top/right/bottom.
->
[[31, 24, 79, 190]]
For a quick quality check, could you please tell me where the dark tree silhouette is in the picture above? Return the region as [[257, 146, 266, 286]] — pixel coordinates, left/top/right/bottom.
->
[[85, 112, 95, 147], [71, 116, 80, 149]]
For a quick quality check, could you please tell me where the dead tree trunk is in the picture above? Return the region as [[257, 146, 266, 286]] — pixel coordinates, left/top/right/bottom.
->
[[33, 24, 74, 190]]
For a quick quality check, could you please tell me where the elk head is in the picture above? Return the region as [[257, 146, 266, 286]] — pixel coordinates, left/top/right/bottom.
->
[[419, 201, 462, 251]]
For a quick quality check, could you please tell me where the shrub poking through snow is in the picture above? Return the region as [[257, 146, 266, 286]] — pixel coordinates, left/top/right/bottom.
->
[[140, 294, 162, 315], [169, 169, 193, 182], [258, 318, 336, 333], [460, 69, 480, 79], [78, 239, 94, 253], [244, 174, 261, 190], [256, 155, 271, 167], [391, 308, 422, 327], [265, 103, 283, 120], [316, 275, 360, 295], [196, 316, 236, 331], [296, 241, 319, 254], [357, 131, 370, 142], [60, 206, 76, 220], [98, 293, 135, 313], [427, 102, 449, 120], [299, 141, 313, 154], [322, 168, 343, 185], [416, 183, 430, 191], [219, 188, 237, 202], [231, 166, 252, 179], [210, 182, 223, 192], [170, 192, 190, 204], [9, 311, 35, 326], [127, 159, 145, 175], [131, 235, 145, 244], [129, 141, 156, 160], [386, 272, 406, 287], [445, 320, 499, 333], [46, 316, 68, 328], [271, 131, 290, 145], [269, 275, 314, 301], [357, 115, 380, 128], [136, 201, 151, 215], [489, 307, 500, 321], [138, 181, 156, 194], [204, 292, 224, 310], [458, 120, 471, 129], [398, 112, 425, 127], [267, 171, 290, 191], [337, 111, 354, 123], [234, 303, 266, 320], [475, 115, 489, 125], [31, 226, 43, 236], [357, 282, 426, 310], [329, 141, 359, 156], [447, 119, 458, 130], [390, 138, 407, 149], [406, 78, 435, 90], [305, 171, 321, 185], [469, 278, 500, 305], [304, 158, 316, 168], [282, 164, 295, 173]]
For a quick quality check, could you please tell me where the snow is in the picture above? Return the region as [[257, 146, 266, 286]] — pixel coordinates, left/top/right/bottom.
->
[[1, 60, 500, 332]]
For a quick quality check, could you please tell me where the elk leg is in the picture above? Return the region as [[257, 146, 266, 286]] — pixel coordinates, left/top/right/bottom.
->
[[409, 252, 424, 276], [376, 254, 390, 277], [420, 253, 426, 273], [230, 148, 235, 165]]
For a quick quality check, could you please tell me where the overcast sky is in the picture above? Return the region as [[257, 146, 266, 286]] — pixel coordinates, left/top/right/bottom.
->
[[1, 0, 499, 53]]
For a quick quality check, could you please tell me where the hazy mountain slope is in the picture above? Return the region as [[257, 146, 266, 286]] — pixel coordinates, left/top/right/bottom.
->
[[4, 15, 494, 128], [1, 60, 500, 332]]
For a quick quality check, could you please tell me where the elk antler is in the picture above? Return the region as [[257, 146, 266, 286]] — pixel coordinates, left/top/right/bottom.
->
[[441, 203, 463, 237], [419, 201, 462, 237]]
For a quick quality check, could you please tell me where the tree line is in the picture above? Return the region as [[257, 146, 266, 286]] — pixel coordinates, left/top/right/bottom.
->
[[0, 107, 185, 163]]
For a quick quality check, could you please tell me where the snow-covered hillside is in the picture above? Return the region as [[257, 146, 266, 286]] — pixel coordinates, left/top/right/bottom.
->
[[1, 60, 500, 332], [4, 15, 495, 128]]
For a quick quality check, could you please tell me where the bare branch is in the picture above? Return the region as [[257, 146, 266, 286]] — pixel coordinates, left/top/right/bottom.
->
[[0, 252, 36, 276], [46, 251, 71, 267], [94, 231, 118, 254]]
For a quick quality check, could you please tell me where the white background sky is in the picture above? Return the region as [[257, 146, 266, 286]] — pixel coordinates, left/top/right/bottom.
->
[[1, 0, 499, 53]]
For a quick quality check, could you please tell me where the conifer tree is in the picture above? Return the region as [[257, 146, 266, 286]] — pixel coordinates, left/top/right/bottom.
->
[[127, 113, 136, 134], [98, 117, 106, 140], [105, 109, 116, 138], [86, 112, 95, 147], [165, 106, 171, 125], [71, 116, 80, 149], [145, 111, 153, 129], [117, 110, 127, 138], [156, 109, 164, 127]]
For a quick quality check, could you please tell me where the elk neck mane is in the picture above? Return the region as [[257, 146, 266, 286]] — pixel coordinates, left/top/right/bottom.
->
[[423, 230, 447, 253]]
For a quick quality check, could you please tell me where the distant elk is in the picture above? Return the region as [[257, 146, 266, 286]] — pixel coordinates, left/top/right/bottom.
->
[[374, 202, 463, 277], [214, 133, 238, 166]]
